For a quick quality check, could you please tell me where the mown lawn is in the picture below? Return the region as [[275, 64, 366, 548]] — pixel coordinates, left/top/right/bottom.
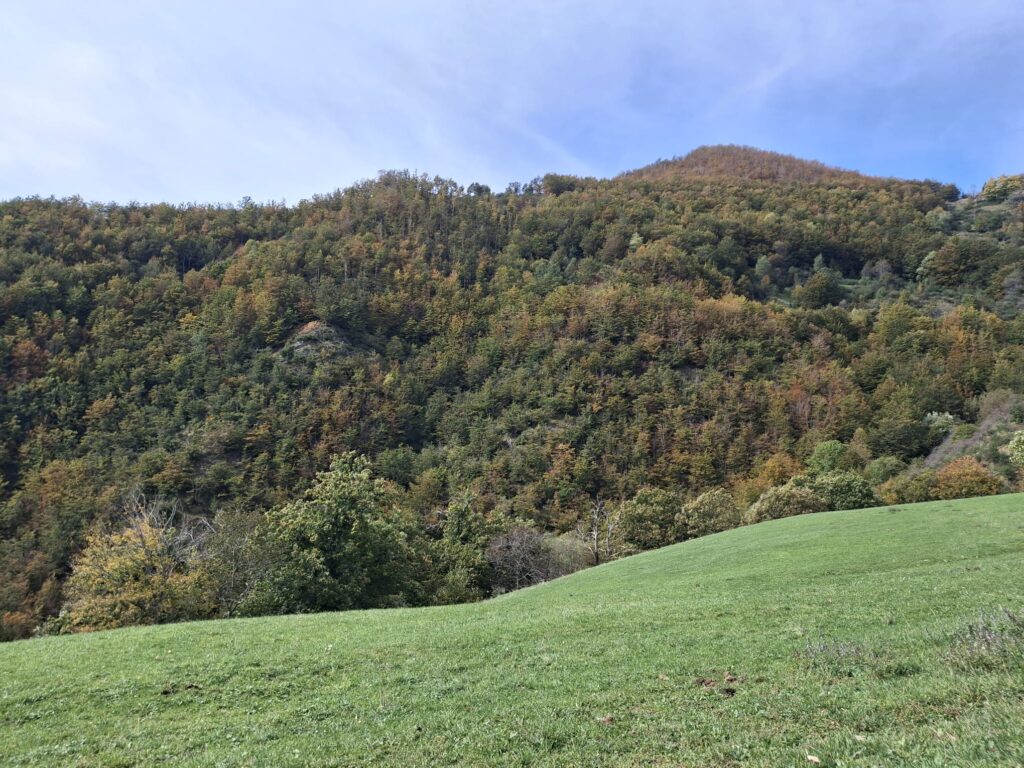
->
[[2, 495, 1023, 766]]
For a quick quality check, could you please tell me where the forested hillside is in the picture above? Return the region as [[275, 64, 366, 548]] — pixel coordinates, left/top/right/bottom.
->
[[2, 146, 1023, 639]]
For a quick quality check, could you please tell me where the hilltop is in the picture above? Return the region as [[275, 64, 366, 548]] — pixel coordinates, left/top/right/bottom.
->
[[624, 144, 871, 184], [2, 495, 1023, 765]]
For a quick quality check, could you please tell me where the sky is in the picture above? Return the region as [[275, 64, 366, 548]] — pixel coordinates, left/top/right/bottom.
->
[[2, 0, 1022, 204]]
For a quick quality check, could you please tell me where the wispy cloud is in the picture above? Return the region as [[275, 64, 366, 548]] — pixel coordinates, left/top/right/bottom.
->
[[1, 0, 1021, 202]]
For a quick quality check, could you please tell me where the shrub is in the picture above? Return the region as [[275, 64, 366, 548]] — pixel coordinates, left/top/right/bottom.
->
[[864, 455, 907, 485], [743, 482, 827, 525], [810, 471, 879, 511], [1008, 431, 1024, 472], [677, 488, 740, 539], [934, 457, 1005, 501], [877, 470, 937, 504], [618, 487, 680, 550]]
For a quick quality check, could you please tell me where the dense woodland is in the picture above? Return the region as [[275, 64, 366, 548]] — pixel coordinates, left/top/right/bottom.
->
[[2, 146, 1024, 639]]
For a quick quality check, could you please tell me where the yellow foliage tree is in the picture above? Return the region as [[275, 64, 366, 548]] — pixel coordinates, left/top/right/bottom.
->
[[59, 493, 213, 632]]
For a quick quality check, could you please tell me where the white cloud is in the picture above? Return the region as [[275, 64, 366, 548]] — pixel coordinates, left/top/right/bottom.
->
[[0, 0, 1021, 201]]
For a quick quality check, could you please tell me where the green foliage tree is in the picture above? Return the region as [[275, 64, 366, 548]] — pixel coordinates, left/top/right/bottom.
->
[[864, 456, 907, 485], [430, 493, 495, 604], [806, 440, 860, 475], [794, 270, 842, 308], [242, 454, 424, 615], [618, 487, 680, 551]]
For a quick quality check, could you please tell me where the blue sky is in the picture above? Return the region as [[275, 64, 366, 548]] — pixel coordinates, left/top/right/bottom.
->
[[2, 1, 1022, 203]]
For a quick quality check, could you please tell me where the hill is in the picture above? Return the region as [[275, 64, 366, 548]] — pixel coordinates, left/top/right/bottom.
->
[[2, 495, 1023, 766], [2, 149, 1023, 639]]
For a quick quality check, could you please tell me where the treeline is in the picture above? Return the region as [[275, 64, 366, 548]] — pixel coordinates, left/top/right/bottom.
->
[[2, 146, 1024, 638]]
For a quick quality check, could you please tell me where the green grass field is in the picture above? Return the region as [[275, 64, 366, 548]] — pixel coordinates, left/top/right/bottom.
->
[[2, 495, 1024, 767]]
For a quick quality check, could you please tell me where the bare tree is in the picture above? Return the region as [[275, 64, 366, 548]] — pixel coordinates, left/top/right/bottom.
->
[[485, 527, 589, 593], [575, 498, 624, 565], [116, 488, 211, 576]]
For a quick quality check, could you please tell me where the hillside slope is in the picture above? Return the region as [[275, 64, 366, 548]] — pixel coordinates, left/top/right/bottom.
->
[[2, 495, 1023, 766], [4, 148, 1022, 639]]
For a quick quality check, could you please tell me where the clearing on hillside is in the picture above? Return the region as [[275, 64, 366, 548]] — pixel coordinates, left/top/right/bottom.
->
[[2, 495, 1023, 766]]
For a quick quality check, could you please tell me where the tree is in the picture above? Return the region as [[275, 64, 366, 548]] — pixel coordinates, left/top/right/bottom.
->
[[864, 455, 906, 485], [430, 492, 494, 604], [794, 270, 842, 308], [59, 491, 213, 632], [618, 487, 680, 551], [485, 528, 587, 593], [242, 453, 424, 615], [807, 440, 858, 475], [980, 174, 1024, 202], [199, 505, 271, 616], [575, 499, 625, 565]]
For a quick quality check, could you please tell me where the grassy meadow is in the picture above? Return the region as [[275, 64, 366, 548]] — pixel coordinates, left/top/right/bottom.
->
[[2, 494, 1023, 766]]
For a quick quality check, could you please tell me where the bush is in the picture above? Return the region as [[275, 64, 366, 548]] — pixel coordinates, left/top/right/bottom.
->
[[1008, 431, 1024, 472], [810, 471, 879, 511], [743, 482, 827, 525], [677, 488, 740, 539], [864, 456, 907, 485], [618, 487, 680, 550], [934, 457, 1005, 501], [877, 470, 937, 504]]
